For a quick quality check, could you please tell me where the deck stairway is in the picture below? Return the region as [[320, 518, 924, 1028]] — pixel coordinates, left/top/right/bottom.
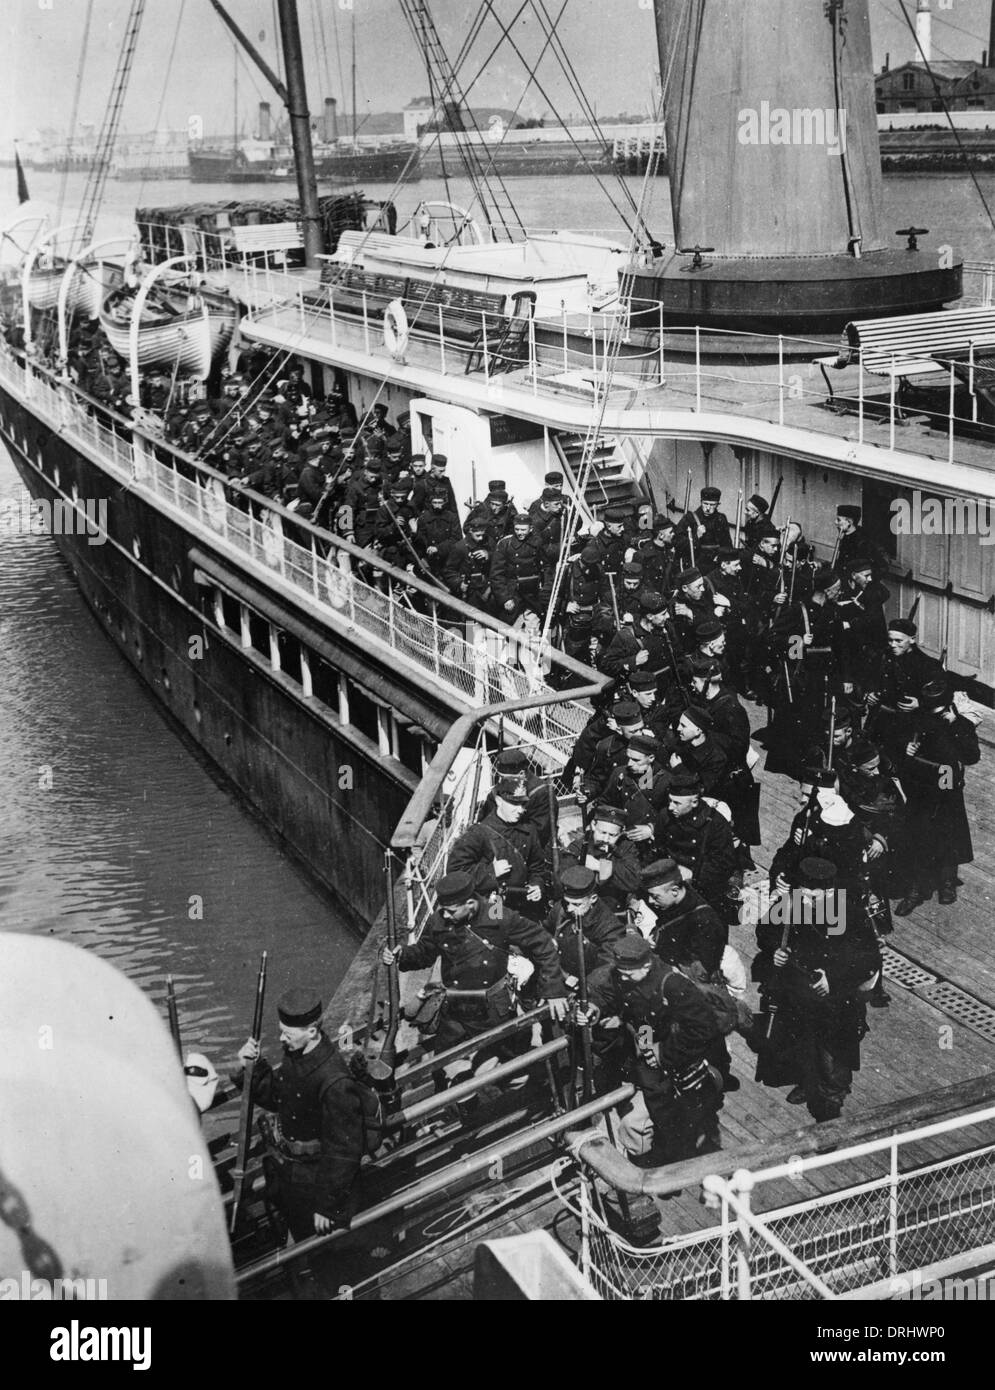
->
[[552, 428, 651, 521]]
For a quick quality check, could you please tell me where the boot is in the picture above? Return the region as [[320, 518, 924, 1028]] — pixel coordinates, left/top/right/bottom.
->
[[938, 881, 958, 906], [786, 1085, 807, 1105], [894, 891, 927, 917], [868, 979, 890, 1009]]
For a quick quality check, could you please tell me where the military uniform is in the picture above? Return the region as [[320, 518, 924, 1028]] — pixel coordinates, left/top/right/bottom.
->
[[546, 895, 627, 980], [656, 799, 738, 918], [443, 533, 494, 608], [490, 531, 548, 620]]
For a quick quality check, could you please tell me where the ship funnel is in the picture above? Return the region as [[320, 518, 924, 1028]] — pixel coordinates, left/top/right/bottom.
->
[[915, 0, 932, 64], [628, 0, 962, 339], [258, 101, 271, 140], [324, 97, 338, 143]]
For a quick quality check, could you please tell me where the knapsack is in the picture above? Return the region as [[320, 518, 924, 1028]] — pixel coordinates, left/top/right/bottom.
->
[[662, 963, 753, 1038], [347, 1053, 386, 1155]]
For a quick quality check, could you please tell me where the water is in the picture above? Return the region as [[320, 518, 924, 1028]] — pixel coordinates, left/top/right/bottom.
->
[[0, 163, 990, 1063]]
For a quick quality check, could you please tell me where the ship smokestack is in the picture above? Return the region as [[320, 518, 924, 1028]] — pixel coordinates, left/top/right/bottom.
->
[[258, 101, 271, 139], [915, 0, 931, 64], [323, 97, 338, 143]]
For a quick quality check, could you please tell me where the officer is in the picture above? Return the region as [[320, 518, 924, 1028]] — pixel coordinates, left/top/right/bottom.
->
[[581, 935, 722, 1165], [546, 864, 627, 982], [753, 858, 881, 1122], [381, 869, 569, 1054], [232, 988, 366, 1238], [896, 678, 981, 911]]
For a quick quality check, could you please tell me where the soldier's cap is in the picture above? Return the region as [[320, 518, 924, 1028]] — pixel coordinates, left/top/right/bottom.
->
[[277, 988, 323, 1028], [812, 568, 841, 593], [688, 655, 722, 681], [430, 453, 448, 469], [639, 590, 666, 614], [695, 620, 724, 642], [755, 523, 780, 542], [494, 774, 529, 804], [621, 560, 643, 578], [364, 462, 383, 476], [544, 471, 564, 487], [677, 567, 702, 586], [326, 447, 345, 464], [435, 869, 478, 907], [390, 481, 409, 496], [366, 437, 387, 456], [628, 669, 659, 692], [628, 731, 660, 756], [887, 617, 917, 636], [488, 479, 506, 491], [541, 486, 562, 502], [612, 935, 654, 968], [682, 704, 713, 733], [580, 543, 601, 566], [487, 490, 509, 503], [561, 864, 597, 897], [747, 494, 769, 512], [846, 557, 874, 575], [410, 453, 427, 465], [612, 699, 642, 727], [652, 512, 675, 532], [701, 486, 721, 501], [824, 707, 852, 730], [796, 857, 837, 889], [512, 514, 532, 530], [386, 439, 403, 455], [428, 486, 449, 502], [466, 517, 488, 533], [373, 402, 388, 414], [669, 769, 703, 796], [494, 748, 529, 774], [717, 547, 744, 563], [920, 678, 952, 711], [604, 504, 631, 523], [642, 858, 683, 890], [836, 504, 861, 521], [591, 804, 626, 830], [848, 738, 880, 767]]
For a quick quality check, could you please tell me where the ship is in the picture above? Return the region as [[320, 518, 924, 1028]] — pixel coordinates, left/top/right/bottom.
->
[[3, 0, 995, 1303]]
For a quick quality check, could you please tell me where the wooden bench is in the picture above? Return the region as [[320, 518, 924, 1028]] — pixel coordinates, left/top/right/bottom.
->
[[815, 307, 995, 416], [230, 222, 304, 256]]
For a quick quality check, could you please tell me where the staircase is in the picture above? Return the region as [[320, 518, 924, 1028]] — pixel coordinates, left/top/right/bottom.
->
[[552, 429, 650, 520]]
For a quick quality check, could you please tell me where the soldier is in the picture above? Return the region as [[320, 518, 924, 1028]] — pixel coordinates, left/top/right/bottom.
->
[[896, 678, 981, 911], [407, 454, 432, 511], [571, 697, 643, 801], [490, 514, 548, 623], [864, 617, 945, 762], [232, 988, 366, 1239], [742, 494, 771, 550], [341, 460, 383, 549], [614, 560, 647, 628], [591, 504, 634, 582], [465, 482, 517, 547], [545, 864, 627, 982], [656, 769, 738, 919], [381, 869, 568, 1068], [373, 480, 420, 570], [670, 568, 714, 651], [833, 503, 881, 576], [666, 704, 729, 798], [581, 935, 722, 1165], [425, 453, 458, 516], [448, 774, 547, 918], [413, 486, 461, 580], [634, 513, 678, 593], [528, 486, 565, 553], [676, 486, 732, 572], [835, 558, 889, 695], [753, 858, 881, 1122], [443, 516, 494, 609], [527, 471, 565, 519], [600, 730, 673, 823], [600, 591, 677, 685], [477, 747, 556, 847], [561, 805, 644, 915]]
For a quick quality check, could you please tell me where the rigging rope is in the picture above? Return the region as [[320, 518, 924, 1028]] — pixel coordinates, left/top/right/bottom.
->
[[56, 0, 95, 227], [135, 0, 187, 211]]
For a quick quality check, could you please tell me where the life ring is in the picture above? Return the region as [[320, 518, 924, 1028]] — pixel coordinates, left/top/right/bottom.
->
[[325, 556, 350, 609], [384, 298, 409, 360], [261, 511, 283, 568], [205, 477, 227, 531]]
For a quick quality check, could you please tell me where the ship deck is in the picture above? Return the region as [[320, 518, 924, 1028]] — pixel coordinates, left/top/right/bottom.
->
[[322, 703, 995, 1300]]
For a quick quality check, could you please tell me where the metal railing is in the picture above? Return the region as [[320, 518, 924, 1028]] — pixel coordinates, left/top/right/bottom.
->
[[573, 1100, 995, 1301], [0, 349, 598, 739]]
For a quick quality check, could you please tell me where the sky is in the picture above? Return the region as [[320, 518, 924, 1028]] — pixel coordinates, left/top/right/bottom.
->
[[2, 0, 995, 147]]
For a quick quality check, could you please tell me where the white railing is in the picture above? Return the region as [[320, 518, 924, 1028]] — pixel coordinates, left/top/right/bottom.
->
[[0, 349, 591, 754], [574, 1100, 995, 1301]]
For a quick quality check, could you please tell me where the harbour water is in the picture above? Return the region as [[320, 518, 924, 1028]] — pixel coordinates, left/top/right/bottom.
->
[[0, 166, 990, 1064]]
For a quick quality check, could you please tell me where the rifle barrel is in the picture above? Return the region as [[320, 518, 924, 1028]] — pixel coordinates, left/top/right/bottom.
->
[[573, 911, 594, 1105], [230, 950, 268, 1236], [166, 975, 182, 1059]]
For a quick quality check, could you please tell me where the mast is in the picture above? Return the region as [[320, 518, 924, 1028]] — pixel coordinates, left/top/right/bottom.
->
[[351, 7, 357, 146], [233, 41, 239, 155], [275, 0, 322, 267]]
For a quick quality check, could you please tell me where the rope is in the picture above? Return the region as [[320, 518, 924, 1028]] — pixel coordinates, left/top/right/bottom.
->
[[57, 0, 95, 226], [135, 0, 187, 211]]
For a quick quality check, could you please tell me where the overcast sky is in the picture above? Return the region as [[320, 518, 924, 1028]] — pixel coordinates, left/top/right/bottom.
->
[[2, 0, 994, 146]]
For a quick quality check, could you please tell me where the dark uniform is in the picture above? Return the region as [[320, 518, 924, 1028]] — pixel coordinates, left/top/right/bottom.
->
[[545, 889, 627, 982], [447, 799, 547, 916], [443, 531, 494, 609], [490, 528, 548, 621], [656, 782, 738, 918]]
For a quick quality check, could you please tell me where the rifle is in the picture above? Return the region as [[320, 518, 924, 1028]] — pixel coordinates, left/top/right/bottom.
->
[[606, 572, 621, 628], [230, 950, 268, 1236], [733, 489, 744, 548], [662, 621, 690, 707], [547, 776, 560, 883], [826, 695, 837, 771], [908, 593, 921, 624], [788, 541, 799, 604], [166, 974, 182, 1059], [830, 532, 841, 571], [572, 910, 595, 1104], [776, 517, 791, 598], [768, 475, 783, 523], [382, 497, 436, 583], [369, 851, 402, 1082], [763, 917, 794, 1041]]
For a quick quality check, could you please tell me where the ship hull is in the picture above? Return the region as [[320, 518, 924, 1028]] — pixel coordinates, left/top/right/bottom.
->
[[0, 378, 444, 935]]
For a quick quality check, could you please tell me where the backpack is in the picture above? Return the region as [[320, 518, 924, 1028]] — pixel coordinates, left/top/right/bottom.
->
[[343, 1051, 385, 1155], [663, 963, 753, 1038]]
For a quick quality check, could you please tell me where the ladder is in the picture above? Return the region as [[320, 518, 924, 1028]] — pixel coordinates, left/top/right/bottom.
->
[[76, 0, 147, 250], [399, 0, 526, 243]]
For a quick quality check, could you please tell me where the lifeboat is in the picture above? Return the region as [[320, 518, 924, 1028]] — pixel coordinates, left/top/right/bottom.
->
[[100, 281, 237, 379], [26, 258, 122, 317]]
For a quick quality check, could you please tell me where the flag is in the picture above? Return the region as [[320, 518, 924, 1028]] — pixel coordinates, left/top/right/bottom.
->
[[14, 146, 29, 204]]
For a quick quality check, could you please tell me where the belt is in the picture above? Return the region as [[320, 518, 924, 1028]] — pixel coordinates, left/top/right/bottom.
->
[[268, 1116, 321, 1161]]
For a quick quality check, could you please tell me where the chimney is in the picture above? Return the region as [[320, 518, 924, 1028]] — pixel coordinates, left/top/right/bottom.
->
[[984, 49, 989, 68], [915, 0, 931, 64], [258, 102, 271, 140], [883, 52, 890, 73], [990, 1, 995, 67], [323, 97, 338, 143]]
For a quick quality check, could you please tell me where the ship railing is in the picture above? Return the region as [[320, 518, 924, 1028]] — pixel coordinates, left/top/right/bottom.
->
[[568, 1076, 995, 1301], [0, 348, 600, 791]]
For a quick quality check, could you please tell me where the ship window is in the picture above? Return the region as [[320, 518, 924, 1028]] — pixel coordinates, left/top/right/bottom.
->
[[347, 682, 380, 743], [309, 657, 341, 712], [861, 481, 899, 564], [219, 591, 241, 631], [396, 720, 425, 775], [248, 611, 270, 655], [277, 630, 303, 683]]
